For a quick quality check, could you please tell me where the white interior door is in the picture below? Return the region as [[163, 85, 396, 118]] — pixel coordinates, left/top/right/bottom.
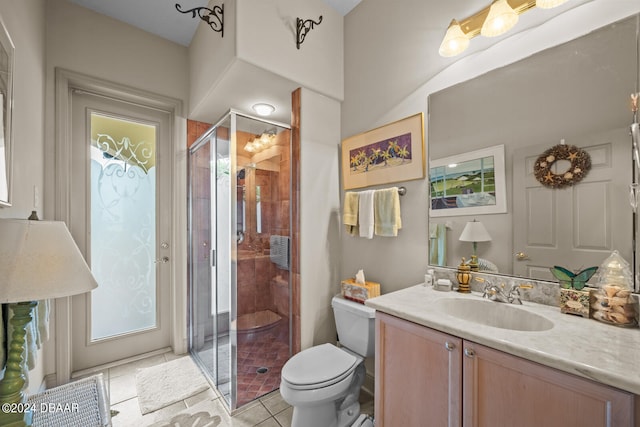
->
[[68, 89, 173, 371], [513, 127, 631, 280]]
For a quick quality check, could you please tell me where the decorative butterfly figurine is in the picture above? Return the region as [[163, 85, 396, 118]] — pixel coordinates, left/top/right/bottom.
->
[[549, 266, 598, 290]]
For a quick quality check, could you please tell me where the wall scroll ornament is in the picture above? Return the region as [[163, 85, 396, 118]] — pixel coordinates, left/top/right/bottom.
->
[[533, 143, 591, 189], [175, 3, 224, 37], [296, 16, 323, 49]]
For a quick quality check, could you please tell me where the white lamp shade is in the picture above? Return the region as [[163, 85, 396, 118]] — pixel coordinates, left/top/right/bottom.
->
[[439, 19, 470, 57], [536, 0, 569, 9], [481, 0, 519, 37], [0, 219, 98, 303], [459, 220, 492, 242]]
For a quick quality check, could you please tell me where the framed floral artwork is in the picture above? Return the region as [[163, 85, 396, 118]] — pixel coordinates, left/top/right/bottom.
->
[[341, 113, 424, 190]]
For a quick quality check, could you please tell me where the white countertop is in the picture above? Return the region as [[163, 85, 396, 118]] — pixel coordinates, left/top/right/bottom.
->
[[365, 284, 640, 395]]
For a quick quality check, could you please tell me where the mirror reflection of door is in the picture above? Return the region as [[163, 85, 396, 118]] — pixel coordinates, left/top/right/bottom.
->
[[68, 89, 173, 372], [512, 128, 631, 280]]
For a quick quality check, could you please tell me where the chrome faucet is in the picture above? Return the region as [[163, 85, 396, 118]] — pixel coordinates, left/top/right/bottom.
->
[[507, 283, 534, 304], [476, 277, 533, 304]]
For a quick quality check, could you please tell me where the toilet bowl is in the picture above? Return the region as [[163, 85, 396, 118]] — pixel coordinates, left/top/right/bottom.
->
[[280, 295, 375, 427]]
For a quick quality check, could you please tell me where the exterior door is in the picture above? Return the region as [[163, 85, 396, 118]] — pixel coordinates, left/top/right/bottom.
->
[[512, 127, 631, 280], [68, 89, 172, 371]]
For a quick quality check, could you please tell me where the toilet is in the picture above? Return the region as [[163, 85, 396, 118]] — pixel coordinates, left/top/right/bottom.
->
[[280, 295, 376, 427]]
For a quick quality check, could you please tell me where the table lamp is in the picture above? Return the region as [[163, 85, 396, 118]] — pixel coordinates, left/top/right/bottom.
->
[[0, 219, 98, 426], [459, 219, 492, 271]]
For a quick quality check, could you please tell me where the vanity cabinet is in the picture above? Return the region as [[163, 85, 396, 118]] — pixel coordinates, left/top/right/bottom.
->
[[375, 312, 636, 427]]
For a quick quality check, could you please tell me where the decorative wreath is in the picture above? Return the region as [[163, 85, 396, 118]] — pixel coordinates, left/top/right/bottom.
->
[[533, 144, 591, 189]]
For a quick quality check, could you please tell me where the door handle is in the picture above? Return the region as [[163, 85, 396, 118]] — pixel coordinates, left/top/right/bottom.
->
[[155, 256, 170, 264], [515, 251, 530, 261], [464, 348, 475, 358], [445, 341, 456, 352]]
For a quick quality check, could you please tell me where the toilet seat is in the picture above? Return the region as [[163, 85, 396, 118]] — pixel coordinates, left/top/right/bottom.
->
[[282, 343, 360, 390]]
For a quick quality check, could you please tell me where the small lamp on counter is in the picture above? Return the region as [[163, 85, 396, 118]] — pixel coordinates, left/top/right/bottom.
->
[[459, 219, 492, 271], [0, 219, 98, 426]]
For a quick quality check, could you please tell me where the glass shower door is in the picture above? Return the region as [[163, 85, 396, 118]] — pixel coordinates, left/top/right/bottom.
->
[[188, 115, 236, 408], [213, 115, 236, 404]]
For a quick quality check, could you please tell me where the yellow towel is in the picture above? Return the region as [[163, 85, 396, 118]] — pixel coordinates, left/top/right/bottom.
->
[[374, 187, 402, 237], [343, 191, 359, 236]]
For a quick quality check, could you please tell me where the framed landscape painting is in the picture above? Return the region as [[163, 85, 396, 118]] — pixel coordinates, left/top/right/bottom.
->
[[429, 144, 506, 217], [341, 113, 424, 190]]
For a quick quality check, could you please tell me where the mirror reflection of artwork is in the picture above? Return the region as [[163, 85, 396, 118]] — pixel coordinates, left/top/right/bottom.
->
[[430, 155, 496, 210], [429, 144, 506, 217]]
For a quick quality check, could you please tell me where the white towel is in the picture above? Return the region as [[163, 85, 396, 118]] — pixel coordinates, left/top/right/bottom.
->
[[358, 190, 375, 239], [374, 187, 402, 237]]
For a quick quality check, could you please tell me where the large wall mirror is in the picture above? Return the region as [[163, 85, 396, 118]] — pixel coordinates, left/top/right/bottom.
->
[[428, 13, 639, 288], [0, 17, 13, 207]]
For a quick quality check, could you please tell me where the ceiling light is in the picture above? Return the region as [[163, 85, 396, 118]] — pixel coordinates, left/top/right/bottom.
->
[[481, 0, 519, 37], [243, 132, 276, 154], [438, 20, 470, 57], [535, 0, 569, 9], [252, 103, 275, 117]]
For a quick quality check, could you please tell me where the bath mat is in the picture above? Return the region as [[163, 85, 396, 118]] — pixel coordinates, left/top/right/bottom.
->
[[148, 399, 223, 427], [136, 356, 210, 414]]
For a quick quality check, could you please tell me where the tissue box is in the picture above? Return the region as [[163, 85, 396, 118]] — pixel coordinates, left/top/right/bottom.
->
[[341, 278, 381, 304]]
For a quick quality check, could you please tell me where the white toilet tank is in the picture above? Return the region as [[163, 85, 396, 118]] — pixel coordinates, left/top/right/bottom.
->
[[331, 295, 376, 357]]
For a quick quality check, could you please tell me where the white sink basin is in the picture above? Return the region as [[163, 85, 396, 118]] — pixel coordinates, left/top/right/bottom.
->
[[437, 298, 554, 332]]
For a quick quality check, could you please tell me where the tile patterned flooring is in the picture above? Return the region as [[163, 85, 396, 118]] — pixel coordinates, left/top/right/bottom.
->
[[80, 345, 374, 426], [103, 352, 294, 427]]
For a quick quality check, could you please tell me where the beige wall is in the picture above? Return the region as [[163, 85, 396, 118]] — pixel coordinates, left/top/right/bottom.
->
[[237, 0, 344, 101], [0, 0, 46, 394], [299, 88, 342, 349]]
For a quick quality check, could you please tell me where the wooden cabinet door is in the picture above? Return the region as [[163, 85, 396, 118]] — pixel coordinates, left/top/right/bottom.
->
[[462, 341, 635, 427], [375, 312, 462, 427]]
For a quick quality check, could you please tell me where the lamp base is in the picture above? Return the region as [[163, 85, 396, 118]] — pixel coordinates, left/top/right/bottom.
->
[[0, 301, 38, 427]]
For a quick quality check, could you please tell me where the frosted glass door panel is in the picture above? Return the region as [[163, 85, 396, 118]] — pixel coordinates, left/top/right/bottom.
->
[[90, 113, 157, 340]]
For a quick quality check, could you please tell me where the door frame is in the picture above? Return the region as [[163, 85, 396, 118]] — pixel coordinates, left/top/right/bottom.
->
[[54, 68, 186, 384]]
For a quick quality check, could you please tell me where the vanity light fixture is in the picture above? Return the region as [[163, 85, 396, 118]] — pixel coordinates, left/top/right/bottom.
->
[[439, 0, 571, 57], [536, 0, 569, 9], [481, 0, 519, 37], [439, 19, 470, 57], [252, 103, 276, 117]]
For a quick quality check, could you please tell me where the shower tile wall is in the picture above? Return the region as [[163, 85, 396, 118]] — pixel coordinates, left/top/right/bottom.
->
[[237, 131, 291, 319]]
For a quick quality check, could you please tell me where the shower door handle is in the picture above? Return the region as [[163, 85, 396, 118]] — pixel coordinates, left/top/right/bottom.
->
[[155, 256, 170, 264]]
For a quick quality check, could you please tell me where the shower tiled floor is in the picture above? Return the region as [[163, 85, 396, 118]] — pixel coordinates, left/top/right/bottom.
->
[[192, 316, 290, 406], [237, 317, 290, 406]]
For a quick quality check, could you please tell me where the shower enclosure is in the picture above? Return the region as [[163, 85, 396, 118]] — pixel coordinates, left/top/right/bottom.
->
[[188, 110, 292, 410]]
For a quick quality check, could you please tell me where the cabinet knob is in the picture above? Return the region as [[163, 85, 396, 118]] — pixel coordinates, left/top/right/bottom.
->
[[464, 348, 475, 358], [445, 341, 456, 351]]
